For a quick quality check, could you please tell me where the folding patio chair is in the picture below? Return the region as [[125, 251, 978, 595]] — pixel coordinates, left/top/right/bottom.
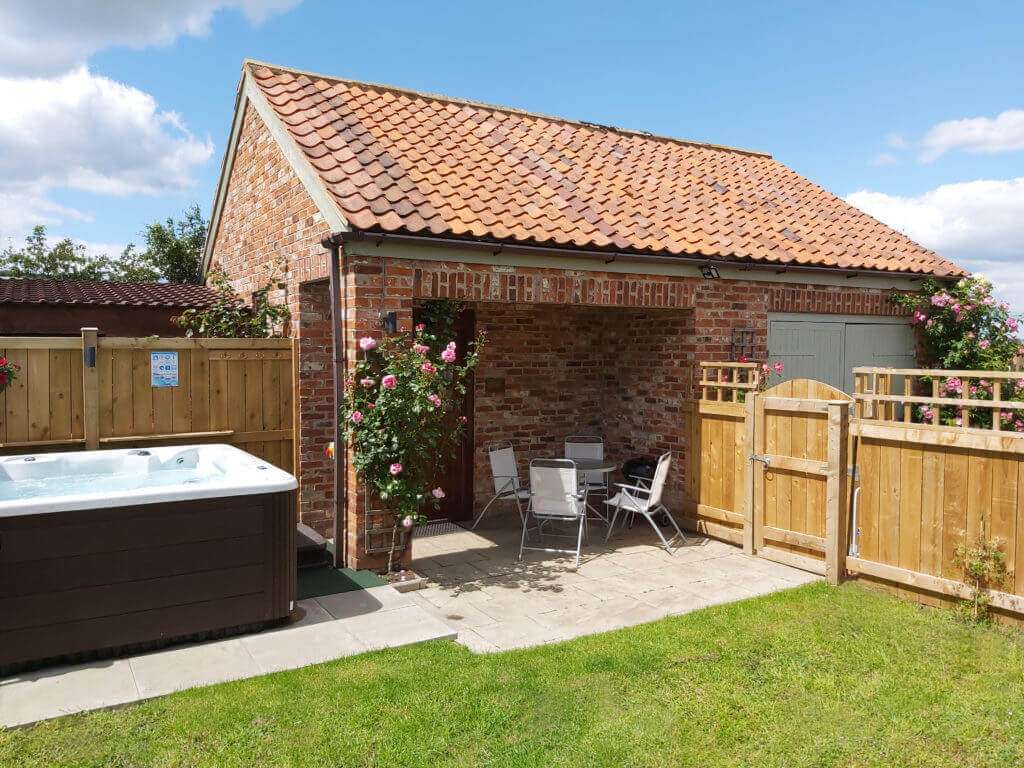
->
[[564, 435, 609, 502], [519, 458, 588, 568], [471, 441, 531, 529], [603, 451, 694, 554]]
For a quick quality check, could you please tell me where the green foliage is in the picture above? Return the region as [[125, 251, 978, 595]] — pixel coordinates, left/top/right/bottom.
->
[[174, 270, 289, 338], [0, 225, 116, 281], [0, 205, 207, 284], [343, 304, 482, 572], [894, 276, 1023, 370], [954, 519, 1011, 624]]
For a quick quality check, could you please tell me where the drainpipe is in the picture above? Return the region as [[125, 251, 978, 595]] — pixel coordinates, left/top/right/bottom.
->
[[323, 233, 348, 568]]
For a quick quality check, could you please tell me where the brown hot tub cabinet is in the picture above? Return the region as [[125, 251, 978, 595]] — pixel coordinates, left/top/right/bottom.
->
[[0, 446, 296, 672]]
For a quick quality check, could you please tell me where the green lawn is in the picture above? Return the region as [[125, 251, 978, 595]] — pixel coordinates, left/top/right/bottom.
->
[[3, 582, 1023, 768]]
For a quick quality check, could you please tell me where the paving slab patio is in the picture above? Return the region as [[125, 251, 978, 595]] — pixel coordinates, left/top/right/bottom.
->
[[411, 519, 820, 652], [0, 585, 455, 728]]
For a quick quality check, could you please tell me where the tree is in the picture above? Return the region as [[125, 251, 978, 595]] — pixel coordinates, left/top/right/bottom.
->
[[0, 226, 115, 281], [134, 204, 207, 285], [0, 205, 208, 284]]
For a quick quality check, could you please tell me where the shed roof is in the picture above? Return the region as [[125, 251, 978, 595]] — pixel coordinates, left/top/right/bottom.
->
[[0, 278, 217, 308]]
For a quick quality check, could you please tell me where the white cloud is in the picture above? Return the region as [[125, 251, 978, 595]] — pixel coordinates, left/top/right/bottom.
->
[[846, 178, 1024, 309], [871, 153, 899, 167], [0, 68, 213, 197], [886, 133, 907, 149], [0, 68, 214, 243], [0, 1, 301, 76], [920, 109, 1024, 162]]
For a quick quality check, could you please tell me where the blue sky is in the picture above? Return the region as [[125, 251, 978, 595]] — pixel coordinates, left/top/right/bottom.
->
[[2, 1, 1023, 300]]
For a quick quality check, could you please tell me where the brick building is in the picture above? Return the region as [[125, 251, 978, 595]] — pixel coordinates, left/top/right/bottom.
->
[[203, 60, 965, 570]]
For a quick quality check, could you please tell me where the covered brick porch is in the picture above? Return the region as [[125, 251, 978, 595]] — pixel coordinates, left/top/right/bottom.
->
[[338, 252, 907, 571]]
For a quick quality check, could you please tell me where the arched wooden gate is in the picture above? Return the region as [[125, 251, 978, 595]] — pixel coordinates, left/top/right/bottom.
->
[[749, 379, 852, 581]]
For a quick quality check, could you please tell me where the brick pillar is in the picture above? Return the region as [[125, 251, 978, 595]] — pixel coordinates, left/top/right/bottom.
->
[[341, 250, 415, 572], [294, 280, 335, 536]]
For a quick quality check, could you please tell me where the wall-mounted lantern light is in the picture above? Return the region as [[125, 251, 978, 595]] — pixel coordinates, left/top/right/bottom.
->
[[700, 264, 721, 279]]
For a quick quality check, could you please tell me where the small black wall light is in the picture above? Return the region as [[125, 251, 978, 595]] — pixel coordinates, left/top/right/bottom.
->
[[700, 264, 721, 279]]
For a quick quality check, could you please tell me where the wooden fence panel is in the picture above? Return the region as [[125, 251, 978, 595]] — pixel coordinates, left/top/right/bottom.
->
[[851, 425, 1024, 602], [682, 399, 749, 545], [0, 332, 296, 475]]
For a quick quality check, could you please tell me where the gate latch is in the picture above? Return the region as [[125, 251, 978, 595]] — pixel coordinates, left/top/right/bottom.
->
[[750, 454, 771, 466]]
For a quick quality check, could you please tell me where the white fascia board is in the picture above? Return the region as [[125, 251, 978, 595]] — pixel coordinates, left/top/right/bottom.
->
[[201, 68, 349, 276], [343, 239, 926, 292]]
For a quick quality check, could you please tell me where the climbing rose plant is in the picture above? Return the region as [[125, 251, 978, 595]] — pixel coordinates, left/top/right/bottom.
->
[[342, 316, 483, 573], [894, 275, 1024, 430], [894, 275, 1022, 370]]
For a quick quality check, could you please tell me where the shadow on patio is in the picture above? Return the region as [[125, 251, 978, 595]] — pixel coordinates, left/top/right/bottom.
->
[[409, 517, 820, 652]]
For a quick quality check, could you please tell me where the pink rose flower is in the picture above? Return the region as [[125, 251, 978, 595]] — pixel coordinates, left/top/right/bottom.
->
[[350, 411, 364, 424], [979, 339, 991, 349], [367, 402, 376, 409], [421, 361, 436, 374], [1007, 318, 1019, 332], [358, 336, 377, 351], [360, 377, 375, 388], [912, 310, 926, 324], [431, 487, 445, 499], [761, 363, 770, 374], [402, 515, 414, 529], [773, 362, 785, 374], [413, 343, 430, 355], [440, 348, 456, 363], [381, 374, 397, 389], [427, 393, 442, 407], [459, 415, 468, 423], [415, 323, 426, 332], [389, 462, 403, 475]]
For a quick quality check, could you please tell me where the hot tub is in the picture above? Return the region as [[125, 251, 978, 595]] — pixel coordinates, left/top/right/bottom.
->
[[0, 444, 297, 671]]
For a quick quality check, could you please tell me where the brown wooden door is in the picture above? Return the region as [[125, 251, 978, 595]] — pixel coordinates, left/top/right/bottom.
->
[[413, 306, 475, 522]]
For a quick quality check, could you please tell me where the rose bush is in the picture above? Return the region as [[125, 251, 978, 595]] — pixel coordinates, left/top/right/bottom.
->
[[341, 310, 483, 572], [895, 275, 1022, 370], [894, 275, 1024, 429]]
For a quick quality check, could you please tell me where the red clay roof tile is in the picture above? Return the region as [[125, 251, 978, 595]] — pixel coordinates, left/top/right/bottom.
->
[[248, 62, 965, 277]]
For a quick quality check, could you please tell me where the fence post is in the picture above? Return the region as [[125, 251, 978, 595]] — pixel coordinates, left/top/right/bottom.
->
[[743, 392, 756, 555], [81, 328, 99, 450], [824, 401, 850, 585]]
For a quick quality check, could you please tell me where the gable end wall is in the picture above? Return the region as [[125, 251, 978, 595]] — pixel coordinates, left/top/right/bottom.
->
[[208, 101, 335, 534]]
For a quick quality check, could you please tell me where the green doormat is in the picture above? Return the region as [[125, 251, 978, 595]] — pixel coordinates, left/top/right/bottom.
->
[[296, 567, 387, 600]]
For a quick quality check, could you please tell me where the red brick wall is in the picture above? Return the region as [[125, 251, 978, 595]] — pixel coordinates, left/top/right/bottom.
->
[[469, 304, 697, 517], [207, 103, 333, 533], [331, 252, 912, 567]]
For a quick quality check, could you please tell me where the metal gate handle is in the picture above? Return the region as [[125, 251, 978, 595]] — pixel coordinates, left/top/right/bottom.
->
[[750, 454, 771, 466]]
